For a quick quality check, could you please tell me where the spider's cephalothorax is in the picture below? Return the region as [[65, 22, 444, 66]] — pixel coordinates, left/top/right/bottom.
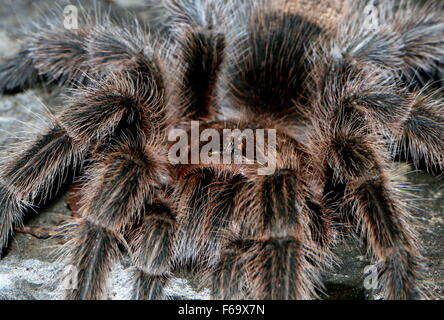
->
[[0, 0, 443, 300]]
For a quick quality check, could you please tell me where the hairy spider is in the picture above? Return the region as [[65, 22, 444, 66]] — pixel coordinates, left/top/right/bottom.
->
[[0, 0, 443, 300]]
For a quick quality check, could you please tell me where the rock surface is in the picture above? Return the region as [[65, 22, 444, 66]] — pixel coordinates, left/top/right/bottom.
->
[[0, 0, 442, 300]]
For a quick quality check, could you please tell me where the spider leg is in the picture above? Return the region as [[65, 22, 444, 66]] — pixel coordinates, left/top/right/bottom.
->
[[302, 2, 444, 298], [212, 169, 324, 300], [399, 91, 444, 177], [0, 119, 85, 253], [0, 49, 39, 95], [166, 0, 227, 120], [314, 120, 424, 299], [172, 166, 251, 299], [64, 135, 168, 300], [308, 1, 444, 181], [1, 36, 169, 300], [342, 0, 444, 92], [172, 167, 247, 267], [348, 168, 424, 299], [0, 16, 154, 94], [385, 1, 444, 91], [127, 200, 176, 300], [0, 27, 88, 93], [58, 49, 168, 299], [173, 126, 329, 300], [352, 1, 444, 176], [0, 49, 163, 254]]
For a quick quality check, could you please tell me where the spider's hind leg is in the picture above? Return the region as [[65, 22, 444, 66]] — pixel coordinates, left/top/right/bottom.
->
[[0, 25, 93, 94], [165, 0, 229, 120], [343, 0, 444, 92], [0, 49, 39, 94], [0, 15, 153, 94]]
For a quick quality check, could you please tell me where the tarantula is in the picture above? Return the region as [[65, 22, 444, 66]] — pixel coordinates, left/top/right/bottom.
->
[[0, 0, 443, 300]]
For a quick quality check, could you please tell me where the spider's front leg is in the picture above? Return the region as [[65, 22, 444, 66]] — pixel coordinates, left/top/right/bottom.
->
[[0, 45, 162, 252], [213, 136, 336, 300], [349, 167, 423, 299], [173, 127, 332, 300], [0, 112, 86, 253], [60, 54, 172, 299], [64, 136, 170, 300], [212, 169, 326, 300], [306, 58, 426, 299], [1, 39, 172, 300], [337, 0, 444, 177], [314, 118, 424, 299], [303, 1, 444, 297], [399, 92, 444, 177], [127, 199, 176, 300]]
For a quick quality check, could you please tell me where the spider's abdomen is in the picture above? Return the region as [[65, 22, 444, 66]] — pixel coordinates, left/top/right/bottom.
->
[[226, 12, 322, 116]]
